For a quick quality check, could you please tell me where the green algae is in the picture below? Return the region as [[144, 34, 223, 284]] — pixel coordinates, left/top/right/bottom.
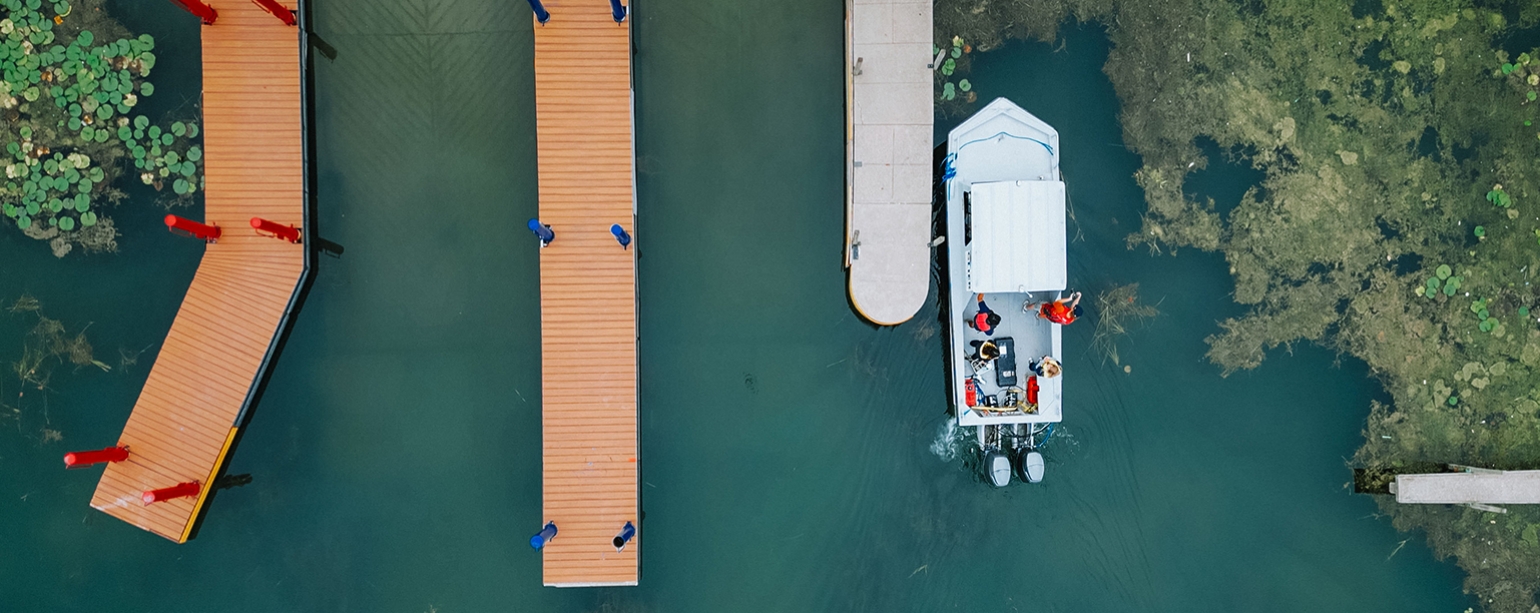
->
[[940, 0, 1540, 609]]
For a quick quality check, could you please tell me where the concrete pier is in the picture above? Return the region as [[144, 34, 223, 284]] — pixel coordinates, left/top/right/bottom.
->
[[845, 0, 932, 325], [1394, 469, 1540, 505]]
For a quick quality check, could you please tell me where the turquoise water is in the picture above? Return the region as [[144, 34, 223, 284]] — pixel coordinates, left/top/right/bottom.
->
[[0, 3, 1475, 611]]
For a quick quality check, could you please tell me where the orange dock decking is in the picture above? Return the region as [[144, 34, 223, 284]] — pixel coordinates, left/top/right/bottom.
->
[[532, 0, 640, 587], [88, 0, 307, 542]]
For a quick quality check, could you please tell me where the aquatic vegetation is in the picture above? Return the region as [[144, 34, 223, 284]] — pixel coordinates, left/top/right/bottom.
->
[[939, 0, 1540, 608], [934, 35, 978, 114], [1089, 282, 1159, 366], [6, 293, 106, 393], [1, 0, 204, 256]]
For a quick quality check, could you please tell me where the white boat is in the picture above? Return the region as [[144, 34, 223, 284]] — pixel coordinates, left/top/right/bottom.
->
[[942, 98, 1065, 488]]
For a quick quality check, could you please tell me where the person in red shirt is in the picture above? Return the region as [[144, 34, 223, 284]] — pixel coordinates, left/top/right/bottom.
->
[[1035, 291, 1083, 325], [966, 293, 1001, 336]]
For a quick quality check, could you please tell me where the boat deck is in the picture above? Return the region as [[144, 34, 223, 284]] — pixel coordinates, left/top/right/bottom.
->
[[532, 0, 640, 587], [845, 0, 932, 325], [88, 0, 307, 542]]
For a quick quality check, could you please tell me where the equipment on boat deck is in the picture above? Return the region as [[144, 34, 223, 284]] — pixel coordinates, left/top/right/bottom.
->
[[987, 451, 1012, 488], [1019, 450, 1045, 484], [994, 337, 1017, 387]]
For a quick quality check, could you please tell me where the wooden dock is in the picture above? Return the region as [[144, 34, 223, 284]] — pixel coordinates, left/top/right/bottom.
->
[[845, 0, 932, 326], [532, 0, 640, 587], [88, 0, 308, 542]]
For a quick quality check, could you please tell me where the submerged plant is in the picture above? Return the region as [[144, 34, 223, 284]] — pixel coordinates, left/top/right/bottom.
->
[[0, 0, 203, 256]]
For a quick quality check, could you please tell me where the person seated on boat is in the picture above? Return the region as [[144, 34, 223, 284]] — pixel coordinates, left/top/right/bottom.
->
[[1028, 356, 1061, 378], [1033, 291, 1083, 325], [970, 339, 1001, 361], [966, 294, 1001, 336]]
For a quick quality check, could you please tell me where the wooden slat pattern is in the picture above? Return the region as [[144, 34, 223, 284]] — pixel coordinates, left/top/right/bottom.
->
[[534, 0, 639, 587], [89, 0, 305, 542]]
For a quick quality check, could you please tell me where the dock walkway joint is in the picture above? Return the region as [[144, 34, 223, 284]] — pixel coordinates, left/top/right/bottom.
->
[[845, 0, 932, 326], [533, 0, 640, 587], [89, 0, 308, 542]]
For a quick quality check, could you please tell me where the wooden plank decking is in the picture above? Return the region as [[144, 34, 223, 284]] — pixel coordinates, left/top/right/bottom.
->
[[89, 0, 306, 542], [533, 0, 639, 587]]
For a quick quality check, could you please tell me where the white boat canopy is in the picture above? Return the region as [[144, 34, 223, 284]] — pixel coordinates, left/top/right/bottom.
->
[[967, 180, 1067, 294]]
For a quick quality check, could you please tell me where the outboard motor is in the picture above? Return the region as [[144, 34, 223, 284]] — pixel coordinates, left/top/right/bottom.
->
[[986, 451, 1012, 487], [1019, 449, 1045, 483]]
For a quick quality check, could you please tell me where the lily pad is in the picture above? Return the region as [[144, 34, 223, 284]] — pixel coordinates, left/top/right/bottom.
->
[[173, 178, 188, 194], [1474, 225, 1485, 237], [959, 79, 971, 92], [79, 210, 96, 227], [57, 216, 73, 231], [16, 215, 30, 230], [140, 81, 152, 96], [73, 193, 87, 212], [133, 115, 148, 129], [1436, 264, 1452, 279], [171, 121, 185, 136], [186, 146, 201, 162]]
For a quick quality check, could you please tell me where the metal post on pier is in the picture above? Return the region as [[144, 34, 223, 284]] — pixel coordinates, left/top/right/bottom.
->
[[168, 0, 218, 25], [64, 446, 130, 468], [609, 0, 626, 23], [142, 481, 201, 505], [165, 214, 222, 242], [251, 0, 298, 26], [251, 217, 302, 243], [527, 0, 549, 24], [530, 522, 558, 550]]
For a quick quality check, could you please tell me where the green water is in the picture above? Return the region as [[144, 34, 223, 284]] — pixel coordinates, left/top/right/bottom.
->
[[0, 2, 1477, 611]]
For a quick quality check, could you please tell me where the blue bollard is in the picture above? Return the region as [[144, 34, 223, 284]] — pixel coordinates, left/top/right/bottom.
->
[[610, 224, 631, 249], [527, 0, 550, 23], [528, 218, 554, 247], [612, 521, 635, 551], [609, 0, 626, 22], [530, 521, 558, 550]]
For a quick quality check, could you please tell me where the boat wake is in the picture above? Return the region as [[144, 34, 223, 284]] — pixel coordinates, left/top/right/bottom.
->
[[929, 420, 970, 462]]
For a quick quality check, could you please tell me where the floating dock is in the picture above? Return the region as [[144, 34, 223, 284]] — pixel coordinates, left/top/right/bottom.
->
[[88, 0, 310, 542], [532, 0, 640, 587], [844, 0, 933, 325], [1394, 469, 1540, 506]]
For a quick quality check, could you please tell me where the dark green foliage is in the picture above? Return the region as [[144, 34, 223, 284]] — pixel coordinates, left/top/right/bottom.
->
[[940, 0, 1540, 609], [1, 0, 203, 256]]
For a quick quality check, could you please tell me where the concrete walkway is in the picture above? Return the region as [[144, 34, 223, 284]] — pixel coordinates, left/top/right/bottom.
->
[[1394, 469, 1540, 505], [845, 0, 932, 325]]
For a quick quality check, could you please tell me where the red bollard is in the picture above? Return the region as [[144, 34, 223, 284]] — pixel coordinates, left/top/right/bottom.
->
[[63, 446, 129, 468], [251, 217, 302, 243], [251, 0, 297, 26], [142, 481, 201, 505], [165, 214, 222, 242], [168, 0, 218, 24]]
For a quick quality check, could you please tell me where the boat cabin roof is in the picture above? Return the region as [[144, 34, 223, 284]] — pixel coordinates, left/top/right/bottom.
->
[[968, 180, 1067, 294]]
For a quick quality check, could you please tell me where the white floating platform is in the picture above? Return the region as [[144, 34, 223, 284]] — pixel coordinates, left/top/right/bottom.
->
[[1394, 470, 1540, 505], [845, 0, 933, 326]]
